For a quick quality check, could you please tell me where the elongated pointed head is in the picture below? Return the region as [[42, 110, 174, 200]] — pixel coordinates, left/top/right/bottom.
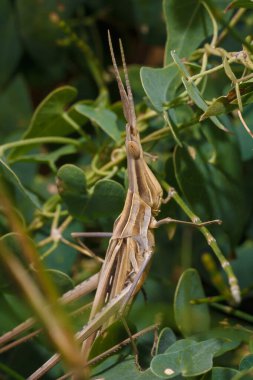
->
[[108, 31, 163, 213]]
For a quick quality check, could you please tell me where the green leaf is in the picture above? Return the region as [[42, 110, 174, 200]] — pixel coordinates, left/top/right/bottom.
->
[[45, 269, 74, 293], [75, 104, 121, 141], [140, 65, 181, 111], [173, 128, 247, 246], [174, 268, 210, 337], [85, 179, 125, 219], [95, 357, 161, 380], [229, 0, 253, 9], [24, 86, 79, 138], [200, 81, 253, 119], [200, 96, 235, 119], [0, 292, 31, 335], [249, 339, 253, 354], [223, 56, 237, 82], [90, 321, 131, 360], [57, 164, 88, 221], [233, 107, 253, 161], [202, 367, 240, 380], [0, 0, 22, 87], [151, 338, 223, 378], [156, 328, 177, 355], [197, 325, 252, 347], [170, 51, 190, 78], [8, 86, 85, 160], [196, 330, 240, 356], [231, 241, 253, 289], [163, 0, 212, 64], [231, 370, 253, 380], [57, 165, 125, 222], [10, 145, 78, 171], [240, 355, 253, 371], [182, 77, 228, 132], [0, 75, 32, 135], [0, 159, 40, 209]]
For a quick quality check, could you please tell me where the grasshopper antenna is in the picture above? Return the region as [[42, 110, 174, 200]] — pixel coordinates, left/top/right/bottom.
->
[[119, 38, 136, 128], [108, 30, 133, 126]]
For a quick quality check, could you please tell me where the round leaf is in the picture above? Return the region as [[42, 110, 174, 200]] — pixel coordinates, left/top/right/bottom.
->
[[202, 367, 239, 380], [94, 357, 160, 380], [174, 268, 210, 336], [0, 159, 40, 209], [230, 1, 253, 9], [57, 164, 88, 221], [24, 86, 78, 138], [173, 128, 248, 246], [164, 0, 212, 65], [151, 338, 223, 378], [156, 327, 177, 355], [8, 86, 85, 160], [85, 179, 125, 220], [140, 65, 180, 111], [75, 104, 121, 141], [240, 355, 253, 371], [45, 269, 74, 293]]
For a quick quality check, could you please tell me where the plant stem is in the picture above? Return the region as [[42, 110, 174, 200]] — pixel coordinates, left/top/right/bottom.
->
[[190, 60, 233, 81], [202, 1, 218, 48], [236, 72, 253, 83], [0, 362, 25, 380], [190, 294, 228, 305], [0, 137, 80, 156], [191, 284, 253, 305], [62, 113, 87, 137], [161, 180, 241, 304], [217, 8, 246, 45], [211, 303, 253, 323]]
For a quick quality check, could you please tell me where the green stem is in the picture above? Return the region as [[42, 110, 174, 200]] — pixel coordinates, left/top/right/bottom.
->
[[212, 6, 253, 53], [211, 303, 253, 323], [0, 137, 80, 156], [62, 113, 87, 137], [0, 363, 25, 380], [190, 294, 227, 305], [201, 1, 218, 48], [161, 180, 241, 304], [91, 154, 115, 176], [163, 111, 183, 147], [40, 241, 59, 261], [217, 8, 246, 44], [191, 284, 253, 305], [190, 59, 234, 82], [202, 252, 231, 299]]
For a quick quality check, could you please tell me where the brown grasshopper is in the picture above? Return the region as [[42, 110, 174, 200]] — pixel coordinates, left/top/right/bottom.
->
[[0, 32, 221, 379]]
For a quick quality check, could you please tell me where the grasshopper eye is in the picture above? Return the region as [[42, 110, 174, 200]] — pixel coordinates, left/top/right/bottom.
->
[[127, 141, 141, 159]]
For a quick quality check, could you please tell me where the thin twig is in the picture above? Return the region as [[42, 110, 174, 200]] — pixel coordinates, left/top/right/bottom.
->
[[238, 110, 253, 138]]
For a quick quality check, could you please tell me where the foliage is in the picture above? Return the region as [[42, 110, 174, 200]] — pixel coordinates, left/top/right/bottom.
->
[[1, 0, 253, 379]]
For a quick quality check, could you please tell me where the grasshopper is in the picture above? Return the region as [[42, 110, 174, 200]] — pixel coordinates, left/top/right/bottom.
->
[[0, 32, 221, 379]]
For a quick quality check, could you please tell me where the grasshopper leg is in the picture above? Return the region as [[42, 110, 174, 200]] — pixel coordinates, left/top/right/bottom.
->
[[152, 217, 222, 228]]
